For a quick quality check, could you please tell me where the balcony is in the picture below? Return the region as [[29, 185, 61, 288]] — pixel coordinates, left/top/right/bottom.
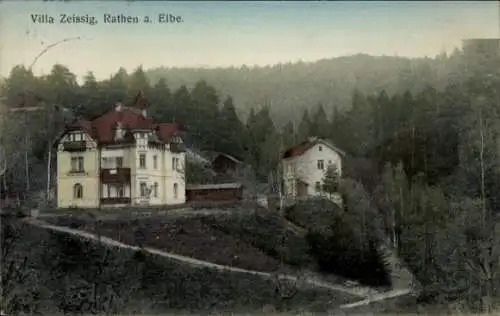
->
[[100, 197, 131, 205], [62, 141, 87, 152], [170, 142, 186, 153], [100, 168, 131, 184]]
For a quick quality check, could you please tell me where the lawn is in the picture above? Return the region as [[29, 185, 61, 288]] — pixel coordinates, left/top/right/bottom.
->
[[2, 216, 359, 315]]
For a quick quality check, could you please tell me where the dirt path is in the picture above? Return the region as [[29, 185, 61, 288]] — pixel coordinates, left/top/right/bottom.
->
[[24, 217, 375, 298]]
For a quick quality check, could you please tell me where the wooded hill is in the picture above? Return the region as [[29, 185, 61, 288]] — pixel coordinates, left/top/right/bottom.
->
[[146, 51, 462, 124]]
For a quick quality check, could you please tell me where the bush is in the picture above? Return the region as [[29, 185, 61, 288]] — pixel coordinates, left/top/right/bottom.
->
[[305, 220, 392, 287], [284, 198, 342, 231]]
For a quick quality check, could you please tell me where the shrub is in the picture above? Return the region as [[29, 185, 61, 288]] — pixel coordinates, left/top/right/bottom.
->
[[305, 220, 392, 287], [284, 197, 342, 231]]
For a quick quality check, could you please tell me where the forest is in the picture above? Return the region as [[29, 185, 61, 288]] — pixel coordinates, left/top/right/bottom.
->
[[1, 45, 500, 312]]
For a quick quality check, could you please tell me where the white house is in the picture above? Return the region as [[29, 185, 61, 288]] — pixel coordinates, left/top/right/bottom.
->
[[281, 137, 345, 198], [55, 91, 186, 208]]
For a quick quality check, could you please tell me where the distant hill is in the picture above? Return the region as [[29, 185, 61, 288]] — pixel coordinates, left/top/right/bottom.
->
[[146, 52, 463, 124]]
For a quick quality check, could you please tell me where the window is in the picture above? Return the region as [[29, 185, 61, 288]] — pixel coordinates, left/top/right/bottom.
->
[[116, 157, 123, 168], [73, 183, 83, 199], [102, 157, 111, 168], [315, 181, 321, 192], [69, 133, 83, 141], [153, 155, 158, 169], [140, 182, 148, 197], [317, 160, 324, 170], [318, 145, 323, 151], [328, 160, 332, 165], [117, 185, 124, 197], [70, 156, 84, 172], [172, 157, 179, 170], [153, 182, 158, 198], [139, 154, 146, 169], [173, 183, 178, 199]]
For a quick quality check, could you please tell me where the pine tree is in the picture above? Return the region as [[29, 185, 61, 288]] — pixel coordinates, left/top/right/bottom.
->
[[322, 164, 340, 197]]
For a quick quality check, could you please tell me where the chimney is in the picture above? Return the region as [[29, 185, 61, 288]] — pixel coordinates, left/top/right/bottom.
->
[[115, 102, 123, 112]]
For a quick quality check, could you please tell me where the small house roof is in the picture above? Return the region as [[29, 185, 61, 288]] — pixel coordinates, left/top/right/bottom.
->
[[282, 136, 345, 159]]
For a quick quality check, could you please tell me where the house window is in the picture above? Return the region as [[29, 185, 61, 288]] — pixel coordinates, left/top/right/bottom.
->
[[153, 182, 158, 198], [172, 157, 179, 170], [153, 155, 158, 169], [73, 183, 83, 199], [173, 183, 178, 199], [315, 181, 321, 192], [319, 145, 323, 151], [139, 154, 146, 169], [70, 156, 84, 172], [328, 160, 332, 165], [102, 157, 110, 168], [117, 185, 124, 197], [116, 157, 123, 168], [140, 182, 148, 197], [317, 160, 324, 170]]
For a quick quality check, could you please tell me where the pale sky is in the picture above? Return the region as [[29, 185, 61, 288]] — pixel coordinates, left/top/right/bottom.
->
[[0, 1, 498, 81]]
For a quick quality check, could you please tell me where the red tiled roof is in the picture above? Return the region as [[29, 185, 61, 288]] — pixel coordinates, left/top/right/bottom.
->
[[156, 122, 180, 142], [282, 137, 345, 159], [63, 104, 180, 145], [91, 107, 153, 143]]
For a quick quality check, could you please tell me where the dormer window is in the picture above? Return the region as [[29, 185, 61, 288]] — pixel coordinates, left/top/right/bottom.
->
[[115, 122, 125, 141]]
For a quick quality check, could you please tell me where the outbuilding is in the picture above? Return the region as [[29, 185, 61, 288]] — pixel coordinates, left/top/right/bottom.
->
[[186, 182, 243, 202]]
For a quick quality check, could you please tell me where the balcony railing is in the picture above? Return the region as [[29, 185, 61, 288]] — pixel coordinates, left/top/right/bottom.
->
[[100, 168, 131, 184], [62, 141, 87, 152], [100, 197, 131, 205]]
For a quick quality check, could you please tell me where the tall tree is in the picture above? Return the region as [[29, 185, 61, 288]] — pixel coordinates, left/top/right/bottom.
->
[[171, 85, 192, 127], [190, 80, 220, 149], [128, 66, 150, 100], [216, 96, 244, 157], [310, 103, 330, 139], [104, 67, 129, 106], [150, 78, 172, 122], [297, 109, 311, 141]]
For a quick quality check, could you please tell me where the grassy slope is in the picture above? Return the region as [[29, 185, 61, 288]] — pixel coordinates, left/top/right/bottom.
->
[[4, 217, 358, 315], [45, 207, 314, 272]]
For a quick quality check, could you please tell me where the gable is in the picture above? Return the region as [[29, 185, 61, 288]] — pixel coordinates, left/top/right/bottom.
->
[[282, 138, 345, 160], [302, 143, 342, 163], [56, 130, 97, 151]]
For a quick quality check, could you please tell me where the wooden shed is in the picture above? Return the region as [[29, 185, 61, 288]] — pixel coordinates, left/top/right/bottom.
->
[[212, 153, 244, 175], [186, 182, 243, 202]]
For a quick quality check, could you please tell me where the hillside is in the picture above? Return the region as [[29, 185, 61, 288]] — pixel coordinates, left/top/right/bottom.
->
[[146, 52, 463, 124], [3, 215, 359, 314]]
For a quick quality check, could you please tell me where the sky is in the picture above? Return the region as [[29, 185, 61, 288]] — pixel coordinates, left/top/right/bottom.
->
[[0, 1, 498, 81]]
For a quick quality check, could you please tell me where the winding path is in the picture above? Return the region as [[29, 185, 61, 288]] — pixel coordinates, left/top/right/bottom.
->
[[24, 217, 375, 299], [255, 194, 419, 310], [26, 205, 418, 310]]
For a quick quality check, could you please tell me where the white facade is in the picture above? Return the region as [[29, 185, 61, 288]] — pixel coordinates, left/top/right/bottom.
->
[[282, 140, 342, 198], [129, 132, 186, 206], [57, 129, 186, 208]]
